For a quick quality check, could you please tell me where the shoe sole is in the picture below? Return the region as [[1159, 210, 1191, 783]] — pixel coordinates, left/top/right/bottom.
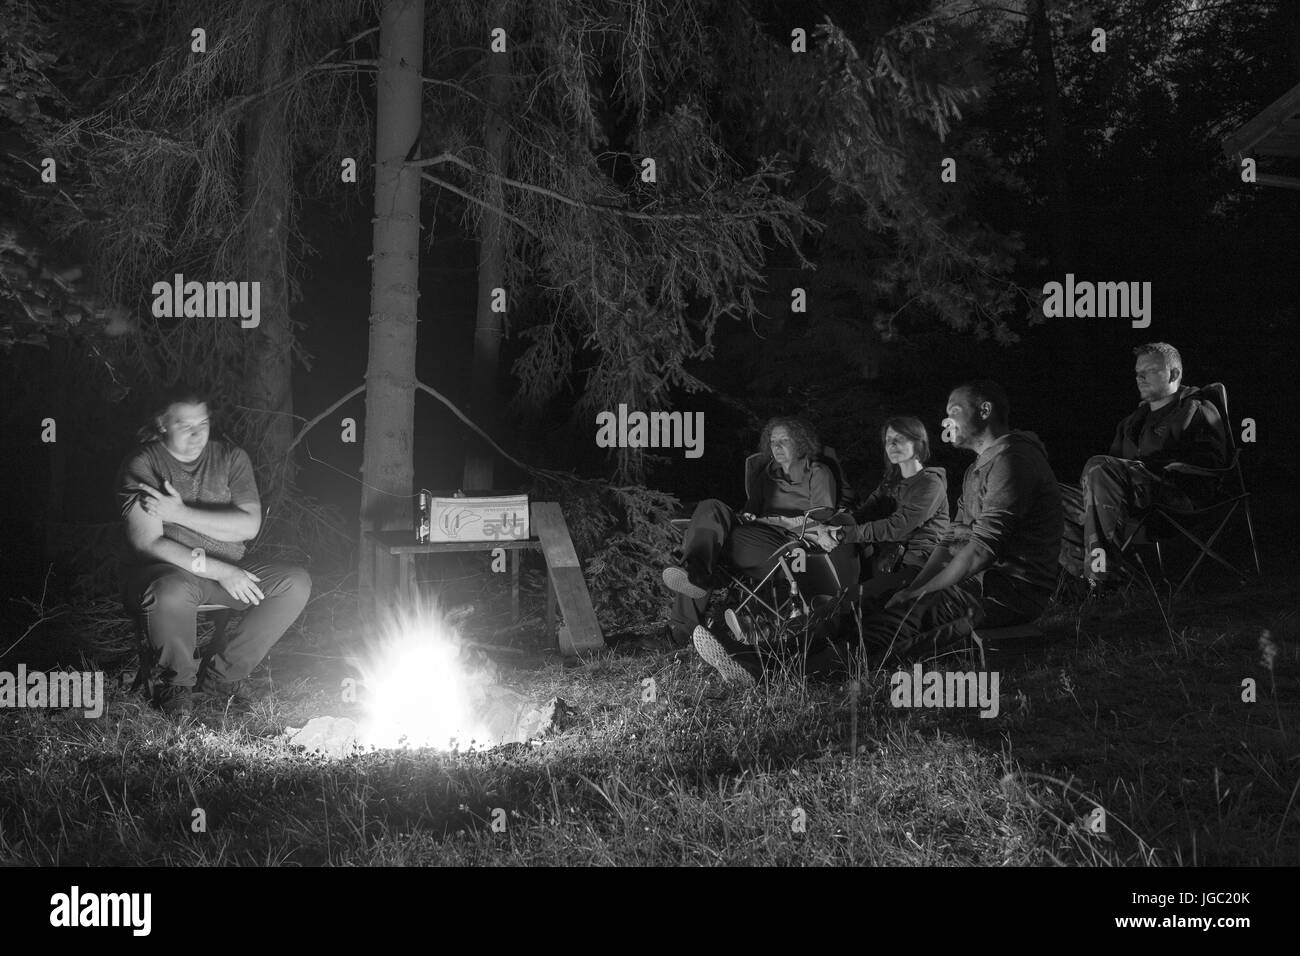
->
[[663, 567, 707, 600], [692, 626, 756, 687], [724, 608, 751, 645]]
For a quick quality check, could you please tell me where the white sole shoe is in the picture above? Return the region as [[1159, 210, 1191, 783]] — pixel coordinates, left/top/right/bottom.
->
[[692, 626, 757, 687], [724, 608, 751, 645], [663, 566, 707, 600]]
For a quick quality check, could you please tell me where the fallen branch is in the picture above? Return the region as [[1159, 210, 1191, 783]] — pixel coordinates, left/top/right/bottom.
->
[[1, 566, 68, 660]]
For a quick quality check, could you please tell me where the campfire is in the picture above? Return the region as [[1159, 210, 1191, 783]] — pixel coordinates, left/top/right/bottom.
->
[[285, 603, 563, 758], [354, 604, 495, 751]]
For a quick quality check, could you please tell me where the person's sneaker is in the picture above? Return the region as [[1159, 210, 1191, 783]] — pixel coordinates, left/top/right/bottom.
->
[[154, 684, 193, 717], [196, 674, 259, 707], [692, 626, 758, 687], [663, 565, 709, 600], [724, 608, 753, 646]]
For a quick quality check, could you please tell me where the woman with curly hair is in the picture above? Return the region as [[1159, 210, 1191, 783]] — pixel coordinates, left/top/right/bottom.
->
[[662, 415, 841, 647]]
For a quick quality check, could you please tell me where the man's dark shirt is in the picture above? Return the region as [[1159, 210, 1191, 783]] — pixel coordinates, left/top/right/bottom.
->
[[115, 440, 260, 565], [942, 431, 1063, 603], [1109, 385, 1228, 495]]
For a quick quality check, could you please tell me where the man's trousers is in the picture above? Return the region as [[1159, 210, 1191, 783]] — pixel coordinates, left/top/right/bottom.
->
[[1059, 455, 1193, 582], [122, 561, 311, 688]]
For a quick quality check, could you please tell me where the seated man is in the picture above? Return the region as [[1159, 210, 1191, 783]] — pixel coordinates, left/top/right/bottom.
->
[[1060, 342, 1227, 587], [692, 382, 1061, 683], [662, 415, 855, 647], [117, 383, 311, 716], [863, 381, 1062, 663]]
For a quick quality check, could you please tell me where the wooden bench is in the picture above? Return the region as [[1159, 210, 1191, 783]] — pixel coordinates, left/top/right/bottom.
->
[[368, 501, 603, 656]]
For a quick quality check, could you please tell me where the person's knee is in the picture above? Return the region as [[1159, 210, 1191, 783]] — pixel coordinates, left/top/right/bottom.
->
[[140, 568, 200, 609], [280, 566, 312, 601], [692, 498, 729, 519], [1082, 455, 1124, 490]]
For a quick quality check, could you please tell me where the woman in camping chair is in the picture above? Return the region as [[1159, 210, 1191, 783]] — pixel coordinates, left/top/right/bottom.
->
[[691, 416, 950, 688], [662, 415, 855, 647]]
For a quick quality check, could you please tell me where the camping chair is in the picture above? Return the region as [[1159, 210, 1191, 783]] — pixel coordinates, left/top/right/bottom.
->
[[1114, 383, 1261, 597], [670, 447, 858, 648]]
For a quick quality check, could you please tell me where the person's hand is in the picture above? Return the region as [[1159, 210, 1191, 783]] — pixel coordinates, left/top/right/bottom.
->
[[137, 479, 187, 523], [217, 565, 264, 606], [885, 588, 916, 610], [738, 512, 756, 523], [806, 524, 842, 553]]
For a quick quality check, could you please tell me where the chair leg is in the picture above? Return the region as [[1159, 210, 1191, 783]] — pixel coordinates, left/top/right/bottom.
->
[[1241, 495, 1262, 575], [1164, 509, 1244, 596], [129, 617, 156, 701], [211, 609, 232, 646]]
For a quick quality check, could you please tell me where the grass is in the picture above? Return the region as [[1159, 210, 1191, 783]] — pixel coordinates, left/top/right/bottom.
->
[[0, 569, 1296, 866]]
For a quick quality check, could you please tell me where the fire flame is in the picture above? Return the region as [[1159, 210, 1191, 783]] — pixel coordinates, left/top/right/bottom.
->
[[354, 605, 494, 752]]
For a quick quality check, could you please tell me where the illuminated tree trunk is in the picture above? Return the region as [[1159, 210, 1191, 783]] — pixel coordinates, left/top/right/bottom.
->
[[359, 0, 425, 599]]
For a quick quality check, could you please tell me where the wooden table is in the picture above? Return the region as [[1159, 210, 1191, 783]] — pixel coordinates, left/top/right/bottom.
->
[[368, 529, 554, 635], [366, 501, 604, 655]]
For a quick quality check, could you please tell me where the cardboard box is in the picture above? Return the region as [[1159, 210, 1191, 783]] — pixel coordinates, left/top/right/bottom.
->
[[429, 494, 530, 542]]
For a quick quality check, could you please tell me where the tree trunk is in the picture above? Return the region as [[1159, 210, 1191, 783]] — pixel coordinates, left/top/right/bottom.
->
[[42, 335, 69, 566], [242, 0, 295, 501], [462, 52, 512, 492], [1030, 0, 1074, 271], [358, 0, 426, 601]]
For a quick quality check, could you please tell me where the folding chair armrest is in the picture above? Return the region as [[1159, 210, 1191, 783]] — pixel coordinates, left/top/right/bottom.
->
[[1162, 461, 1231, 478], [804, 505, 854, 526]]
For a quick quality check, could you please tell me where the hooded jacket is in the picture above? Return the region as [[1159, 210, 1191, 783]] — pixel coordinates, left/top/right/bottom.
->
[[844, 466, 949, 568], [941, 430, 1062, 599], [1109, 385, 1227, 496]]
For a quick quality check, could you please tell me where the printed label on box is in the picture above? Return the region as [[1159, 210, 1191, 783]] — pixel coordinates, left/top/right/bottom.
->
[[430, 495, 530, 542]]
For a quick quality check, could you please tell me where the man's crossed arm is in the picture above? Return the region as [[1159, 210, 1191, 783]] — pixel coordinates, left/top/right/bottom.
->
[[134, 479, 261, 542], [123, 486, 264, 605]]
